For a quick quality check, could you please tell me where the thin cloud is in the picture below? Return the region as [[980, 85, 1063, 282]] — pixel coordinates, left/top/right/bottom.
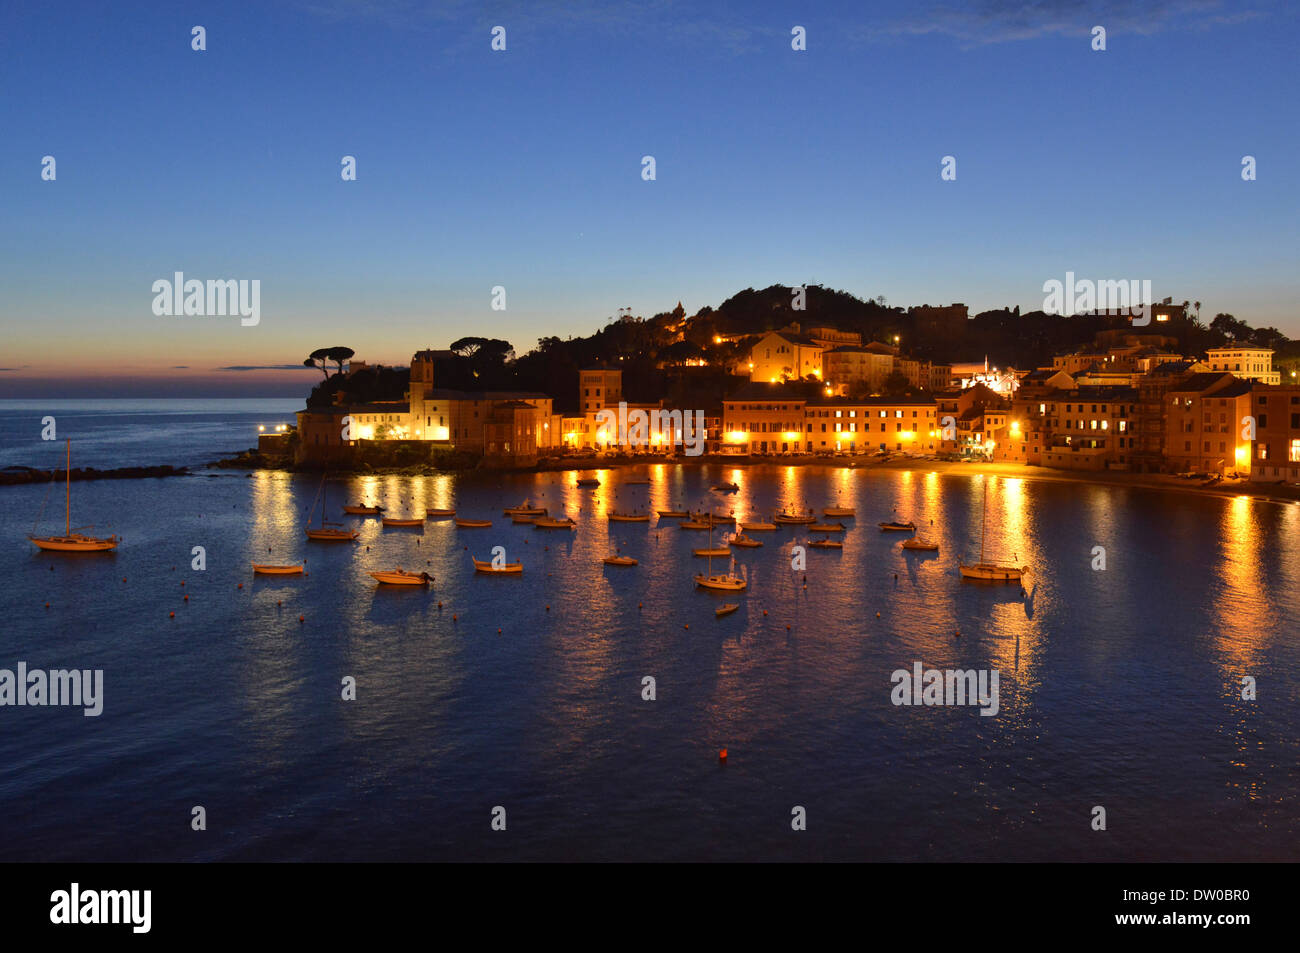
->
[[872, 0, 1268, 46], [218, 364, 319, 372]]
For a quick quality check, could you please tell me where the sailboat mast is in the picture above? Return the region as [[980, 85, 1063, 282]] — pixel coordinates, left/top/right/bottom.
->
[[980, 479, 987, 564], [65, 439, 71, 536]]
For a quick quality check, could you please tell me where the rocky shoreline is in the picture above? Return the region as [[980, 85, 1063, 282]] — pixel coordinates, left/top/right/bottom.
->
[[0, 464, 190, 486]]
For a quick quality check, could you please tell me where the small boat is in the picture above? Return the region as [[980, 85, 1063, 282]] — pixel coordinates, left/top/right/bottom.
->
[[809, 538, 843, 549], [252, 563, 304, 575], [774, 512, 816, 525], [426, 508, 456, 518], [902, 538, 939, 552], [679, 521, 711, 530], [305, 475, 358, 541], [503, 501, 546, 516], [693, 547, 730, 557], [603, 555, 638, 566], [473, 557, 523, 574], [694, 525, 746, 591], [342, 504, 384, 515], [28, 440, 120, 552], [306, 527, 359, 542], [695, 573, 747, 591], [699, 511, 736, 524], [712, 481, 740, 492], [959, 481, 1027, 583], [959, 563, 1026, 581], [823, 506, 855, 518], [533, 517, 576, 529], [381, 517, 424, 528], [809, 522, 845, 533], [740, 521, 777, 531], [878, 520, 916, 532], [608, 512, 650, 522], [715, 603, 740, 618], [657, 509, 690, 518], [577, 477, 601, 487], [455, 518, 493, 528], [369, 568, 432, 586], [729, 534, 762, 548]]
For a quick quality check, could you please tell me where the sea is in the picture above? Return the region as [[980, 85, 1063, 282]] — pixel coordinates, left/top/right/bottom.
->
[[0, 398, 1296, 861]]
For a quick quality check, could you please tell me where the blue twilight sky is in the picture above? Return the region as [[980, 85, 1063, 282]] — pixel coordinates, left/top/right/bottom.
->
[[0, 0, 1297, 396]]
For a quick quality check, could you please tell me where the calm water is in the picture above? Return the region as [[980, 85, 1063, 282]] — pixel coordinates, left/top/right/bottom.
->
[[0, 404, 1297, 861], [0, 399, 298, 470]]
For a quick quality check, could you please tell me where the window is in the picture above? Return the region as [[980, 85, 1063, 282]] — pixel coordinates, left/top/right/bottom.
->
[[1290, 439, 1300, 463]]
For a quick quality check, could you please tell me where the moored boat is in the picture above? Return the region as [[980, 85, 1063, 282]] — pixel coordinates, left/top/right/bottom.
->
[[712, 481, 739, 492], [823, 506, 856, 517], [28, 440, 119, 553], [809, 522, 845, 533], [252, 563, 304, 575], [577, 477, 600, 487], [729, 534, 762, 548], [426, 508, 456, 518], [305, 475, 357, 542], [740, 520, 777, 531], [902, 538, 939, 552], [809, 538, 843, 549], [609, 512, 650, 522], [503, 501, 546, 516], [473, 557, 523, 574], [679, 520, 710, 530], [603, 554, 638, 566], [369, 568, 432, 585], [959, 480, 1027, 583], [774, 512, 816, 524], [715, 603, 740, 617], [381, 517, 424, 528], [533, 516, 576, 529], [657, 509, 689, 518], [878, 520, 916, 532], [455, 518, 493, 528], [695, 572, 747, 591], [343, 504, 384, 515], [693, 546, 730, 557]]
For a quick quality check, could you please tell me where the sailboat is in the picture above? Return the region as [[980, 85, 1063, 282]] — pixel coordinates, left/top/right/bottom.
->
[[28, 440, 119, 552], [959, 479, 1027, 582], [305, 475, 359, 542], [694, 522, 746, 591]]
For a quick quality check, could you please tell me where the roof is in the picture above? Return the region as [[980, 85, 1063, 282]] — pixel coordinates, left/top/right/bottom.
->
[[1168, 373, 1234, 394], [806, 395, 937, 408], [756, 330, 820, 348], [725, 381, 818, 402], [426, 389, 550, 401]]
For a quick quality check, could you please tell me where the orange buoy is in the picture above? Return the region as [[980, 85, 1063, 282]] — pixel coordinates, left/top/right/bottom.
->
[[684, 624, 689, 630], [169, 611, 175, 618], [719, 748, 728, 762], [452, 614, 458, 622], [545, 605, 550, 611], [184, 595, 189, 602], [438, 601, 443, 609], [497, 628, 502, 634], [299, 615, 305, 623], [762, 609, 767, 616], [237, 583, 243, 589], [875, 612, 880, 618], [44, 602, 50, 609], [180, 581, 185, 587]]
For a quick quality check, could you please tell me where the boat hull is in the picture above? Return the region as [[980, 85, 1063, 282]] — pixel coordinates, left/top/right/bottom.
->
[[473, 560, 523, 574], [305, 529, 358, 541], [426, 509, 456, 518], [609, 514, 650, 522], [370, 571, 431, 585], [29, 535, 118, 552], [252, 564, 304, 575], [695, 574, 746, 591], [455, 520, 492, 528], [603, 556, 638, 566], [959, 564, 1024, 582], [381, 519, 424, 527]]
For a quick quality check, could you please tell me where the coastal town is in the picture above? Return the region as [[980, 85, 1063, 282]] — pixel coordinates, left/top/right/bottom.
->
[[263, 291, 1300, 487]]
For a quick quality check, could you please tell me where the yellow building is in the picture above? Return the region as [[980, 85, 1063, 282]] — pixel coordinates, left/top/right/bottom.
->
[[1205, 345, 1280, 385], [746, 330, 824, 383], [804, 396, 939, 453]]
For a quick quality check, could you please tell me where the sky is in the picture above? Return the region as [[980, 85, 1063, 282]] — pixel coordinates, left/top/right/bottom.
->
[[1, 0, 1297, 397]]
